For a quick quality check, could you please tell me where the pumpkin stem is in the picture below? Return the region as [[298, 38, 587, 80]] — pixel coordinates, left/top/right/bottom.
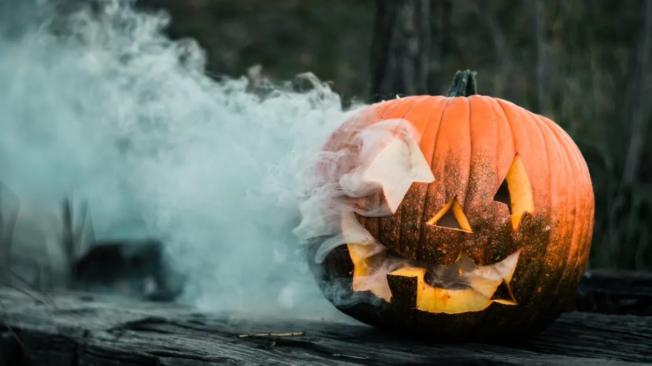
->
[[447, 70, 478, 97]]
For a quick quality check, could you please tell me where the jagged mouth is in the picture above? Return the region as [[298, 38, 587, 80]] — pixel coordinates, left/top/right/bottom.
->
[[347, 243, 520, 314]]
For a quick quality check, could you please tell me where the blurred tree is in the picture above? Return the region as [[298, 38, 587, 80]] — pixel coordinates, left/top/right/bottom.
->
[[369, 0, 451, 101], [371, 0, 428, 100], [622, 0, 652, 186]]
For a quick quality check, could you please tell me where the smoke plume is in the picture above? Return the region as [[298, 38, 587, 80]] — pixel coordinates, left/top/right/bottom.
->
[[0, 0, 356, 320]]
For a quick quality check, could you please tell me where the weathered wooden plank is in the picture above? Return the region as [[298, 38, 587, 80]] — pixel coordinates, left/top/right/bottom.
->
[[0, 287, 650, 365], [528, 312, 652, 361], [576, 270, 652, 315]]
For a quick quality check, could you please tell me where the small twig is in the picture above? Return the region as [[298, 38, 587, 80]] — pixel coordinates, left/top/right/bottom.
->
[[0, 301, 25, 350], [238, 331, 304, 339], [7, 268, 55, 308], [0, 280, 53, 308], [332, 353, 371, 360]]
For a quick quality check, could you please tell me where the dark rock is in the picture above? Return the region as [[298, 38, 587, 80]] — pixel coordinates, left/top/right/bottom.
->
[[73, 239, 184, 301]]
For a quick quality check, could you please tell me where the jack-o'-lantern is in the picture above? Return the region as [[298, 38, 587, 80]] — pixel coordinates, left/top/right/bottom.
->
[[302, 71, 594, 341]]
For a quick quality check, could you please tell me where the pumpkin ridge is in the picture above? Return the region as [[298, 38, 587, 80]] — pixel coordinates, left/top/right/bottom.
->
[[441, 99, 473, 221], [467, 97, 515, 334], [414, 98, 449, 262], [495, 101, 540, 216], [362, 102, 394, 242], [461, 96, 474, 211], [460, 97, 480, 332], [563, 132, 587, 300], [395, 97, 426, 258], [566, 123, 594, 283], [374, 98, 415, 250], [498, 99, 551, 216], [570, 118, 595, 273], [489, 99, 515, 190], [495, 99, 552, 324], [557, 126, 584, 306], [540, 115, 579, 314], [464, 96, 494, 215], [537, 115, 587, 300], [418, 97, 448, 165], [522, 110, 552, 215], [495, 100, 519, 167], [415, 98, 449, 258], [379, 97, 423, 257], [399, 97, 440, 259], [416, 98, 453, 262], [429, 98, 454, 171], [541, 116, 594, 275], [519, 110, 558, 322]]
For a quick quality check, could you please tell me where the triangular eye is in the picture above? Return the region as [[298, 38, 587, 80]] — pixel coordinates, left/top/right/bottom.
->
[[438, 208, 461, 230], [494, 155, 534, 230], [493, 179, 511, 213], [426, 198, 473, 233]]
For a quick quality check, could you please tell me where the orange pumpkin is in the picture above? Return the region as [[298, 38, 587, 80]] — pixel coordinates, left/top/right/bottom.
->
[[309, 71, 595, 340]]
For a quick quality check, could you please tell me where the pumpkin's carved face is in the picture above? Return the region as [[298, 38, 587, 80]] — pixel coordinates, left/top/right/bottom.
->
[[310, 95, 594, 339]]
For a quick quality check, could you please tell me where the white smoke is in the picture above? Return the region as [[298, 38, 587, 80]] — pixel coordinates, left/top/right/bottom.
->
[[294, 118, 435, 303], [294, 119, 434, 261], [0, 0, 356, 320]]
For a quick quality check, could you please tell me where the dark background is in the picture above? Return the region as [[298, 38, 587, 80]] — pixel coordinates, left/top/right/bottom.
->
[[137, 0, 652, 271]]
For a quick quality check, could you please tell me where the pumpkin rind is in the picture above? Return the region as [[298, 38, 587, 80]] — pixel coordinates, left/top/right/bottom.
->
[[311, 94, 594, 340]]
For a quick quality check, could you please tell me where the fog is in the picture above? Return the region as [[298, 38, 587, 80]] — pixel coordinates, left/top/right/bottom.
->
[[0, 0, 357, 320]]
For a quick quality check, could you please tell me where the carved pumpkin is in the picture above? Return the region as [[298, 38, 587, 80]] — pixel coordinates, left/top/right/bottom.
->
[[307, 71, 595, 340]]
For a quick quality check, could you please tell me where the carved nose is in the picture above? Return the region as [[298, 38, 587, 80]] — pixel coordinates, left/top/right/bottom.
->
[[426, 197, 473, 233]]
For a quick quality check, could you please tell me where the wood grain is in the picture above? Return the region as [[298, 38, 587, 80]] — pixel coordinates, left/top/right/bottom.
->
[[1, 281, 650, 365]]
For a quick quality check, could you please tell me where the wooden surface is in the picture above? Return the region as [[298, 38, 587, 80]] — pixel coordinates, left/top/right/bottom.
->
[[576, 270, 652, 315], [1, 271, 651, 365]]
